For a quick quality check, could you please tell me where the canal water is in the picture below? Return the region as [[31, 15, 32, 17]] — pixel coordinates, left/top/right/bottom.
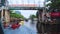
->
[[3, 20, 37, 34], [24, 20, 37, 32]]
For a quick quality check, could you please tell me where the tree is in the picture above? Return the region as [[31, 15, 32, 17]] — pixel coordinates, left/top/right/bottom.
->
[[29, 14, 37, 19], [10, 10, 24, 19], [29, 14, 37, 21], [29, 14, 37, 24], [47, 0, 60, 9]]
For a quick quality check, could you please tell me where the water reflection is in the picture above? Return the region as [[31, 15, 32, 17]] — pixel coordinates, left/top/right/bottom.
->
[[24, 20, 37, 32]]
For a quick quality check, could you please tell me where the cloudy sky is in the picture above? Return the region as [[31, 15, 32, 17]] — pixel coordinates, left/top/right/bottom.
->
[[7, 0, 44, 18]]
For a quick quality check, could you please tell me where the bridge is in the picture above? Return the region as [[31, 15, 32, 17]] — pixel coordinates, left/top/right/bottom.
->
[[0, 6, 43, 10], [0, 0, 45, 26], [0, 0, 45, 10], [0, 0, 48, 34]]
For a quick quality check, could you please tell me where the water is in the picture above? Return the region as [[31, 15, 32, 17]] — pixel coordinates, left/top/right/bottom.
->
[[3, 20, 37, 34], [24, 20, 37, 32]]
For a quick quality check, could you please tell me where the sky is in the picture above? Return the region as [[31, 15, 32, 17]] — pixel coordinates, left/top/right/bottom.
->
[[15, 10, 37, 18], [7, 0, 44, 18], [7, 0, 44, 7]]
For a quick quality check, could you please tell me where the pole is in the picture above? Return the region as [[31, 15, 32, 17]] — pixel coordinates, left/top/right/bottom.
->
[[1, 6, 5, 34], [42, 0, 46, 34]]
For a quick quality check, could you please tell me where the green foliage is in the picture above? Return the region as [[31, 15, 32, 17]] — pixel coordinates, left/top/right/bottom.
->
[[47, 0, 60, 9], [10, 10, 24, 19], [29, 14, 37, 18]]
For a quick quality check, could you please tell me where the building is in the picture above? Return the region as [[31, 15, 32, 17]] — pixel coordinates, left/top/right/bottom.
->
[[1, 9, 10, 25]]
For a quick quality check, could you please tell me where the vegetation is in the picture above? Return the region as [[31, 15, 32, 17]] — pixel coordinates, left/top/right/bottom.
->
[[10, 10, 24, 19], [29, 14, 37, 19], [47, 0, 60, 9]]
